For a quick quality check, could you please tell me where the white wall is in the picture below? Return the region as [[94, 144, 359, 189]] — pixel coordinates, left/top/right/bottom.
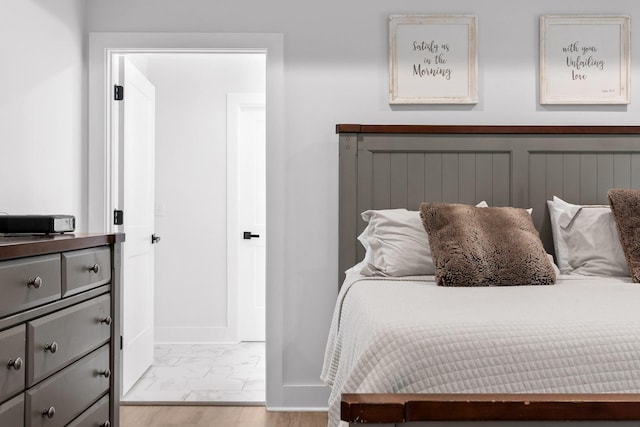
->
[[86, 0, 640, 409], [0, 0, 86, 230], [136, 53, 265, 343]]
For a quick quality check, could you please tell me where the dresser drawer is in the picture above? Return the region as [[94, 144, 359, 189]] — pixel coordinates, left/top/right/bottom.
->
[[25, 345, 110, 427], [62, 247, 111, 297], [27, 295, 111, 386], [0, 393, 24, 426], [0, 324, 26, 402], [67, 394, 109, 427], [0, 254, 61, 318]]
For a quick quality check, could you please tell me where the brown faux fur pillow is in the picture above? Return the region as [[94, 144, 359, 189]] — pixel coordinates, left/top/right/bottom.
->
[[608, 189, 640, 282], [419, 203, 556, 287]]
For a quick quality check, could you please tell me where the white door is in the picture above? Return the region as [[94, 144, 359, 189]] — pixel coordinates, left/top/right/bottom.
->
[[116, 57, 157, 394], [228, 94, 266, 342]]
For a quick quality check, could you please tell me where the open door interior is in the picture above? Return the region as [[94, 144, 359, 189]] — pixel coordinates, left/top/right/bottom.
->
[[115, 56, 157, 395]]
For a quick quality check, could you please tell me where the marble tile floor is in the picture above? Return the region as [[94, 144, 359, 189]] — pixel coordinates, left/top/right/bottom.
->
[[122, 342, 265, 404]]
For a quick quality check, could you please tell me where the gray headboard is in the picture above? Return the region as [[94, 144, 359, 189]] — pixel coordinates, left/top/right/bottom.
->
[[338, 124, 640, 285]]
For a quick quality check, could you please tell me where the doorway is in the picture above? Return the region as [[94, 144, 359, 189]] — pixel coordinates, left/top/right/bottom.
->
[[118, 52, 266, 403], [88, 32, 285, 409]]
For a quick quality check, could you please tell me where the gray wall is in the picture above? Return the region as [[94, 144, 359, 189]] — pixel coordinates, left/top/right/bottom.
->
[[86, 0, 640, 410], [2, 0, 633, 410], [0, 0, 86, 230]]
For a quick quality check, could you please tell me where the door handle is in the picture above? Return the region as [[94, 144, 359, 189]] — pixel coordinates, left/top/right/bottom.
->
[[151, 234, 161, 244], [243, 232, 260, 240]]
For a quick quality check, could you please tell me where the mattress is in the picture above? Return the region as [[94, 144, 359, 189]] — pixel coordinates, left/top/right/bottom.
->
[[321, 270, 640, 427]]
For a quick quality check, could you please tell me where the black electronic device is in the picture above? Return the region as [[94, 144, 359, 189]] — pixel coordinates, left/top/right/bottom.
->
[[0, 215, 76, 234]]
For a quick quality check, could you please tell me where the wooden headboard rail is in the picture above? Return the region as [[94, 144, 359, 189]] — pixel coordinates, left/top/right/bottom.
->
[[337, 124, 640, 134]]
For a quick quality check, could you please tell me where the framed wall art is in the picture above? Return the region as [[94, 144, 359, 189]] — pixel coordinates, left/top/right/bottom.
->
[[540, 15, 630, 105], [389, 15, 478, 104]]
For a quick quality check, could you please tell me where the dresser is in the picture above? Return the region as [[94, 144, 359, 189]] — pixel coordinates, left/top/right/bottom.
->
[[0, 233, 123, 427]]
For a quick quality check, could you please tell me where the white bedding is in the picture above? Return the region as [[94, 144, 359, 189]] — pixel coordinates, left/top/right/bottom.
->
[[321, 270, 640, 427]]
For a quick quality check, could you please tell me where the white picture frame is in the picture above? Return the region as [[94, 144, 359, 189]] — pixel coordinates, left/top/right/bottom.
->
[[389, 15, 478, 104], [540, 15, 630, 105]]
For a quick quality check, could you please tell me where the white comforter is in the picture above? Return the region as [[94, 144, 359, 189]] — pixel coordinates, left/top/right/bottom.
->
[[321, 271, 640, 427]]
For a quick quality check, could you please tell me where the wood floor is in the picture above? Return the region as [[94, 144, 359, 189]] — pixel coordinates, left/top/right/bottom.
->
[[120, 405, 328, 427]]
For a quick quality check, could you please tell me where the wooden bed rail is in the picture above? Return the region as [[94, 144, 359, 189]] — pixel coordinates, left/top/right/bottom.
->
[[341, 393, 640, 423]]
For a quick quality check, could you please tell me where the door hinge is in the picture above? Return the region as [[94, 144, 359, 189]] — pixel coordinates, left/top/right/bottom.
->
[[114, 85, 124, 101], [114, 210, 124, 225]]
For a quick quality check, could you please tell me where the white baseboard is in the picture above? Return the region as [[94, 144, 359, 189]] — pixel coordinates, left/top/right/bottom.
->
[[267, 407, 329, 412], [275, 384, 330, 409], [155, 326, 237, 343]]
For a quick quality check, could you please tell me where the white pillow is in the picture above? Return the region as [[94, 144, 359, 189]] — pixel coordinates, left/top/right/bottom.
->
[[547, 196, 628, 276], [547, 199, 571, 271], [358, 209, 434, 276], [358, 202, 489, 277]]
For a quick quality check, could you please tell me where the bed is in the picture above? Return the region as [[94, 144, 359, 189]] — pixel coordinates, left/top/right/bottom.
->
[[324, 124, 640, 427]]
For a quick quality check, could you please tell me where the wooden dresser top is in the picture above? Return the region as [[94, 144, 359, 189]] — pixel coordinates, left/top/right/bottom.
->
[[0, 233, 125, 261]]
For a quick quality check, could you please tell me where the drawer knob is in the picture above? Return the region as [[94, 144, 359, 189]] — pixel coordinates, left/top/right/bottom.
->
[[98, 368, 111, 378], [101, 421, 111, 427], [7, 357, 23, 370], [27, 276, 43, 288], [101, 316, 112, 325], [90, 263, 101, 274], [43, 406, 56, 419], [44, 342, 58, 353]]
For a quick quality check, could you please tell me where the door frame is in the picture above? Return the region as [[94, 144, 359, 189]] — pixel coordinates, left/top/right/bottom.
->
[[88, 32, 285, 407]]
